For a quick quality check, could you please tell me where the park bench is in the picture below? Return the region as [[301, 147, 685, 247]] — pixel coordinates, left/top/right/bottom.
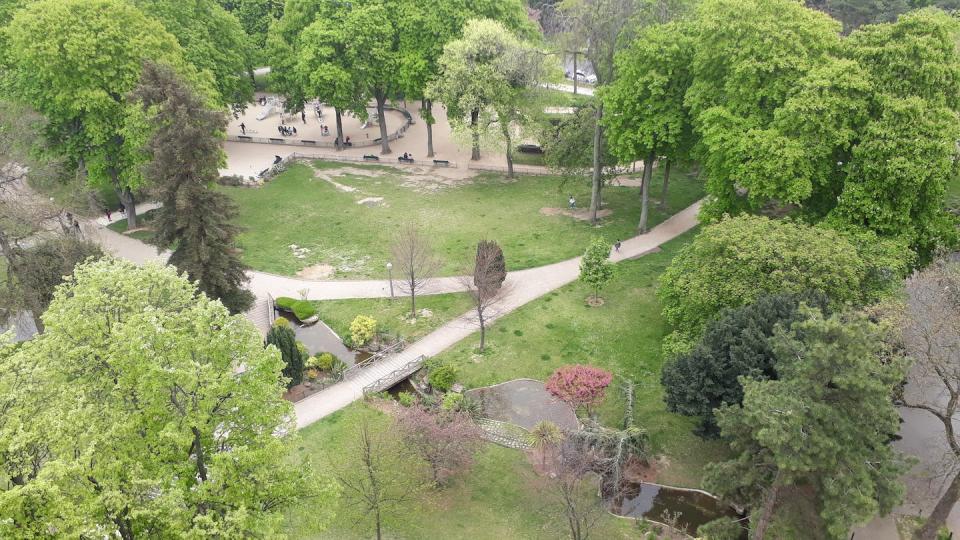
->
[[300, 139, 317, 145], [398, 157, 415, 163], [517, 143, 543, 154], [363, 154, 380, 161], [433, 159, 450, 167], [268, 138, 284, 144]]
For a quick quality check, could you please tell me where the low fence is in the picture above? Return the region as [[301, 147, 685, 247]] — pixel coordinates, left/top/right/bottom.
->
[[282, 151, 458, 170], [466, 162, 555, 176], [229, 106, 414, 149]]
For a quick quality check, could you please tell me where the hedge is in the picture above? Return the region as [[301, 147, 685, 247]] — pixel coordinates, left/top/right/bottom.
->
[[275, 297, 318, 322]]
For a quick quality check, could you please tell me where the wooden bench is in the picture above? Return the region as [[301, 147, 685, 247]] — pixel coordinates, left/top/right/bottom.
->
[[398, 157, 415, 163], [433, 159, 450, 167], [363, 154, 380, 161]]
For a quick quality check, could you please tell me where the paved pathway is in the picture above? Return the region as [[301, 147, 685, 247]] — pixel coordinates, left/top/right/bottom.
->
[[292, 201, 701, 427]]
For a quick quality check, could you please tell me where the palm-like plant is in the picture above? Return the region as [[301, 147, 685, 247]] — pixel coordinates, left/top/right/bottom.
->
[[530, 420, 564, 468]]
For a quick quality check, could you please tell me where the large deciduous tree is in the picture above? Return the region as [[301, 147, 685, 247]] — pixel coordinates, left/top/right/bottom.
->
[[428, 18, 547, 174], [3, 0, 192, 229], [685, 0, 841, 221], [134, 0, 254, 109], [132, 61, 254, 313], [0, 258, 337, 538], [657, 215, 907, 353], [704, 310, 908, 539], [603, 21, 694, 233], [554, 0, 690, 224]]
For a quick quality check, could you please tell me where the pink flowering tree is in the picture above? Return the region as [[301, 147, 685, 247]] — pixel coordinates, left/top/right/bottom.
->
[[395, 405, 483, 486], [545, 364, 613, 417]]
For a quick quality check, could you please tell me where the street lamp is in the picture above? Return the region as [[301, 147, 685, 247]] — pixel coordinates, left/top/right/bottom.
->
[[386, 262, 394, 299]]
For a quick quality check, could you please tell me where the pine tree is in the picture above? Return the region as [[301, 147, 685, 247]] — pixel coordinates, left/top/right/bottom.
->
[[132, 61, 254, 313]]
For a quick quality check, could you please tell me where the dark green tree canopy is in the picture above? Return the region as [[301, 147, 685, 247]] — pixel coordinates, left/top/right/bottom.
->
[[661, 292, 829, 436]]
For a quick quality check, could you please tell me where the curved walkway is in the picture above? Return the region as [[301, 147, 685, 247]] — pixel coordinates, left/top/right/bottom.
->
[[292, 201, 701, 427]]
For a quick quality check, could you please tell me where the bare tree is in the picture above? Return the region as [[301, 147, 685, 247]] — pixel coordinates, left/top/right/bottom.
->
[[460, 240, 509, 351], [0, 101, 102, 331], [335, 420, 428, 540], [540, 439, 610, 540], [390, 224, 439, 319], [900, 257, 960, 540]]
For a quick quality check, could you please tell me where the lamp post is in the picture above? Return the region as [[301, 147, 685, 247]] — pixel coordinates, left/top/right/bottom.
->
[[386, 262, 394, 299]]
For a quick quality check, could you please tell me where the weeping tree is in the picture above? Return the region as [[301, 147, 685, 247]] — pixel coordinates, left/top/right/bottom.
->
[[568, 378, 648, 490]]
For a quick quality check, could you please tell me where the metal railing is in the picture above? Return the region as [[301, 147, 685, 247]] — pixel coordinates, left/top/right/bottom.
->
[[361, 355, 426, 395], [341, 338, 407, 380]]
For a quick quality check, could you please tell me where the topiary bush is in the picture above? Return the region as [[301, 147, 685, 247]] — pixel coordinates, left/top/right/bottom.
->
[[265, 321, 306, 388], [428, 363, 458, 392], [275, 297, 318, 322], [308, 352, 336, 371], [349, 315, 377, 347]]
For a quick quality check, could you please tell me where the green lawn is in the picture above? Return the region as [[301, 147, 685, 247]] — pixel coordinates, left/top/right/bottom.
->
[[947, 173, 960, 208], [428, 230, 728, 488], [312, 292, 473, 343], [106, 208, 160, 245], [540, 88, 594, 108], [511, 151, 546, 166], [286, 402, 637, 540], [225, 160, 703, 277]]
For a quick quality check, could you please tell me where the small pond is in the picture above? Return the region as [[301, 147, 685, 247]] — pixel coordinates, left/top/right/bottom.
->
[[277, 312, 371, 367], [608, 481, 745, 538]]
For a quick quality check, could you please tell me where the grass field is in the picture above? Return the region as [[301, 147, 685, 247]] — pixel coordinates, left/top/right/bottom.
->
[[224, 160, 703, 277], [313, 292, 473, 344]]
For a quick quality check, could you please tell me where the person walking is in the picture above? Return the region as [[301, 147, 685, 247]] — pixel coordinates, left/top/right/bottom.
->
[[568, 195, 576, 209], [105, 208, 112, 222], [240, 122, 246, 135], [614, 239, 621, 253], [301, 110, 306, 124]]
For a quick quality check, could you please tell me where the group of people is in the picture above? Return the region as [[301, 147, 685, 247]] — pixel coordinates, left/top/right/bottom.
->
[[278, 125, 297, 137]]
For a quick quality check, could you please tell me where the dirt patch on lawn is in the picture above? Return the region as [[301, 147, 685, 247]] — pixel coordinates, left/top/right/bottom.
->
[[540, 207, 613, 221], [314, 163, 478, 193], [296, 263, 335, 279]]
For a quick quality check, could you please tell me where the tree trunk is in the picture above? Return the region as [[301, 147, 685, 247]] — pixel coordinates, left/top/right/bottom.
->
[[335, 108, 344, 151], [503, 122, 514, 178], [915, 470, 960, 540], [376, 93, 391, 155], [424, 99, 434, 157], [659, 159, 671, 209], [588, 104, 603, 225], [118, 186, 137, 230], [410, 279, 417, 319], [638, 151, 654, 233], [751, 471, 783, 540], [573, 53, 578, 95], [478, 311, 486, 351], [470, 109, 481, 160], [375, 509, 382, 540], [191, 427, 208, 482]]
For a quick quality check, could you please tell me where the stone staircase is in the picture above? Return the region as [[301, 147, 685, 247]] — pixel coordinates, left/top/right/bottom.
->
[[476, 418, 533, 450]]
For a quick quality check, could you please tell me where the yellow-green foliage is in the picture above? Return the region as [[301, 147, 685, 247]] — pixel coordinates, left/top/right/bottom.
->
[[349, 315, 377, 347]]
